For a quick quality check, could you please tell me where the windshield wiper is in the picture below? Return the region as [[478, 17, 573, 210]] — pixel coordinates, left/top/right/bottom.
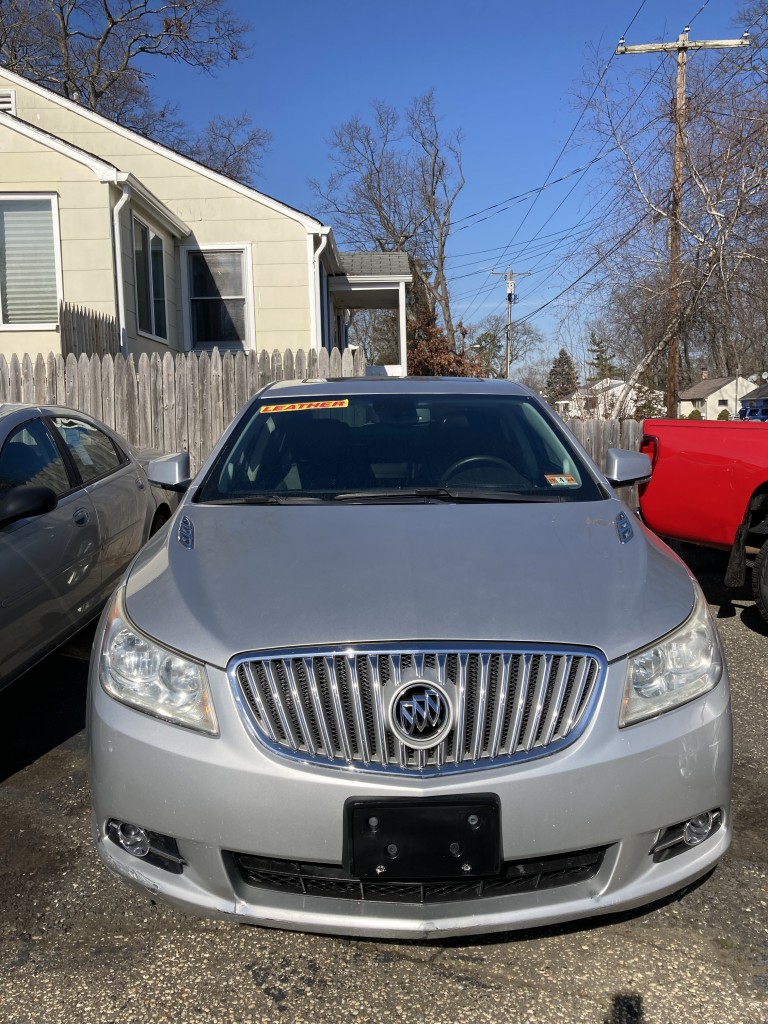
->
[[334, 487, 563, 503], [204, 494, 325, 505]]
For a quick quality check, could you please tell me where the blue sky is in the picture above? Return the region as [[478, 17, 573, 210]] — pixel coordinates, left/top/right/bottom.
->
[[155, 0, 748, 358]]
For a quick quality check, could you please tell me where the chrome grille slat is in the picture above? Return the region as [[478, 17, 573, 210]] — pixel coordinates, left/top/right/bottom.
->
[[470, 653, 491, 761], [324, 655, 352, 761], [505, 654, 532, 755], [559, 659, 592, 735], [302, 657, 334, 757], [345, 655, 371, 765], [489, 654, 512, 759], [541, 656, 573, 747], [241, 663, 280, 743], [521, 655, 552, 752], [366, 655, 389, 768], [285, 659, 316, 755], [454, 653, 469, 766], [263, 661, 298, 749], [231, 644, 604, 776]]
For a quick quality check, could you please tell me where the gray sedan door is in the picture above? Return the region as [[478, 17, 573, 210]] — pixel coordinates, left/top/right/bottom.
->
[[49, 417, 149, 590], [0, 417, 101, 686]]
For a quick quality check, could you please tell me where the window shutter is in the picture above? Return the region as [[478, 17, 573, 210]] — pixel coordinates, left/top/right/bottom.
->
[[0, 200, 58, 324]]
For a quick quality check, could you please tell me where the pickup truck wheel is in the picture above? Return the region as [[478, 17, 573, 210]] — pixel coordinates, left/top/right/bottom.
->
[[751, 539, 768, 625]]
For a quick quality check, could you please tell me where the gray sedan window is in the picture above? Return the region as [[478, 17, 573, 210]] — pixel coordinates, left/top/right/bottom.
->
[[0, 418, 70, 495], [51, 418, 124, 484]]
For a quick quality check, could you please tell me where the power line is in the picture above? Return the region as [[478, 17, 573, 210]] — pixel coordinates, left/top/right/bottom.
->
[[456, 0, 651, 324], [451, 0, 765, 334]]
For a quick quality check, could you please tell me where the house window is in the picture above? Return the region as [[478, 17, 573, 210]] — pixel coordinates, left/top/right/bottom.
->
[[133, 217, 167, 340], [0, 196, 59, 326], [718, 399, 728, 407], [188, 249, 246, 346]]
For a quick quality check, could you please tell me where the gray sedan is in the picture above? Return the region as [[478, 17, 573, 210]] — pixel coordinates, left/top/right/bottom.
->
[[0, 404, 176, 690], [88, 378, 731, 939]]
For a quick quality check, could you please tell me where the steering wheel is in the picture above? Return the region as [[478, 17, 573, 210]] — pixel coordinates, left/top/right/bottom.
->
[[439, 455, 517, 487]]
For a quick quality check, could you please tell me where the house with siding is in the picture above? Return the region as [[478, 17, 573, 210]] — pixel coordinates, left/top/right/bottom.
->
[[555, 378, 664, 420], [0, 66, 410, 371], [678, 372, 751, 420]]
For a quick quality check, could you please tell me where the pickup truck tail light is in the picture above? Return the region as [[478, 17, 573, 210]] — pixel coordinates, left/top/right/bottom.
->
[[639, 434, 658, 469]]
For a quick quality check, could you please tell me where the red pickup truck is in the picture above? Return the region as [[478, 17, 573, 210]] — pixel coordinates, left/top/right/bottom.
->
[[638, 418, 768, 622]]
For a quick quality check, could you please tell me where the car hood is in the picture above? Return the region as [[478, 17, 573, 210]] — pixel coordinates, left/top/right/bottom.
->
[[124, 499, 695, 667]]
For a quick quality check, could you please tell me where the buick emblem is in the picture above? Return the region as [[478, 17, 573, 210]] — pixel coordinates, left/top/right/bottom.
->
[[389, 682, 452, 748]]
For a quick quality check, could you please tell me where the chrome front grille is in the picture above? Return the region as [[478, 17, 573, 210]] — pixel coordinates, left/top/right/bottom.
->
[[230, 645, 604, 776]]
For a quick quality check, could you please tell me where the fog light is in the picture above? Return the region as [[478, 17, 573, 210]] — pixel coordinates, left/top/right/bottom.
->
[[683, 812, 715, 846], [114, 822, 150, 858], [106, 819, 185, 874], [651, 808, 722, 862]]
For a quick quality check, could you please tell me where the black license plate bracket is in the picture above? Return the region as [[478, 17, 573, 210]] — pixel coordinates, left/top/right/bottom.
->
[[346, 795, 501, 880]]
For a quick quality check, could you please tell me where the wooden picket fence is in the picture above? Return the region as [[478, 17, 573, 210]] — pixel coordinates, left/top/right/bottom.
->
[[0, 347, 645, 482], [59, 302, 121, 358], [567, 418, 643, 472], [0, 346, 366, 472]]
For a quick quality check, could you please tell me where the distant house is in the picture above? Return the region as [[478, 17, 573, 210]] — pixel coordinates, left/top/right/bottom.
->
[[555, 378, 663, 420], [738, 381, 768, 421], [678, 373, 752, 420], [0, 66, 411, 371]]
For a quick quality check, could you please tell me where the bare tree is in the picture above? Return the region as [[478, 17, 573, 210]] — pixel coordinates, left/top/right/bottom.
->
[[0, 0, 271, 182], [465, 313, 544, 378], [186, 114, 272, 184], [569, 14, 768, 415], [348, 309, 400, 366], [310, 91, 464, 344]]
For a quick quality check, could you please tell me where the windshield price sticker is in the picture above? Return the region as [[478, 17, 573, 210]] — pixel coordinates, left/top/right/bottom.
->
[[259, 400, 349, 414], [545, 474, 578, 486]]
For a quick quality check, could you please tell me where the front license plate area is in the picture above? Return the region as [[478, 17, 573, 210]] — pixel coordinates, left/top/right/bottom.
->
[[346, 796, 501, 880]]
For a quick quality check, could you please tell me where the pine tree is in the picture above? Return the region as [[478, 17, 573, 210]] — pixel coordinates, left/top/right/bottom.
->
[[585, 331, 619, 383], [545, 349, 579, 402]]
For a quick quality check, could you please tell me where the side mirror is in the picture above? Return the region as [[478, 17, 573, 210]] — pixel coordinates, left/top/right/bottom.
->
[[604, 448, 652, 487], [0, 485, 58, 529], [148, 452, 192, 492]]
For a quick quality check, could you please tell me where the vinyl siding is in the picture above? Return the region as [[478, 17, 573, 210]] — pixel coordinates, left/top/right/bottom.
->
[[3, 74, 314, 356]]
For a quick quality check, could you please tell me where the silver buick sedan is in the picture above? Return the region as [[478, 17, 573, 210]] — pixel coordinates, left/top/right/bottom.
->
[[88, 378, 731, 939]]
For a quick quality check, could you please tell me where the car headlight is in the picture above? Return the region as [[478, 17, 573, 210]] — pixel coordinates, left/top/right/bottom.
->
[[99, 588, 217, 735], [620, 586, 723, 727]]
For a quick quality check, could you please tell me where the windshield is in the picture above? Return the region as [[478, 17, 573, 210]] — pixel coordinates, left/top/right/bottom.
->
[[195, 393, 605, 504]]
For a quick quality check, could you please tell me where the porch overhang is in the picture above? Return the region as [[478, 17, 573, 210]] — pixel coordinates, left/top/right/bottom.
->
[[328, 252, 412, 374]]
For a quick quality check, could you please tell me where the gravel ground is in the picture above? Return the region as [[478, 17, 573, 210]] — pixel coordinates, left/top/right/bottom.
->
[[1, 550, 766, 1024]]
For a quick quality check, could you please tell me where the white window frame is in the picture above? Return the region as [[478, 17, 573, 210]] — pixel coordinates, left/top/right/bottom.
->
[[0, 193, 63, 331], [180, 243, 254, 351], [131, 214, 169, 343]]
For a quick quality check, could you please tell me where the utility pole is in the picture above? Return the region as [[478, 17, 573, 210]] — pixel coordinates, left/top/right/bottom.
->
[[616, 27, 750, 418], [492, 269, 530, 378]]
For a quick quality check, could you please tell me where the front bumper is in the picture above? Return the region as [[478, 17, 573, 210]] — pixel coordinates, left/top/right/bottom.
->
[[88, 660, 732, 939]]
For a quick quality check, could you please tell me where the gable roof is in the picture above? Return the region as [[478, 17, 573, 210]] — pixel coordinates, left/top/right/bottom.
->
[[741, 383, 768, 402], [0, 64, 324, 232], [679, 376, 737, 400]]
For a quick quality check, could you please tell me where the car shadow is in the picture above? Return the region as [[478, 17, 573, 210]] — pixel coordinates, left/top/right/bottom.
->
[[668, 542, 768, 638], [0, 623, 95, 783]]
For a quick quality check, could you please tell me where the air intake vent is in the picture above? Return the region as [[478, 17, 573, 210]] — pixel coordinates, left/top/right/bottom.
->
[[0, 91, 16, 116]]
